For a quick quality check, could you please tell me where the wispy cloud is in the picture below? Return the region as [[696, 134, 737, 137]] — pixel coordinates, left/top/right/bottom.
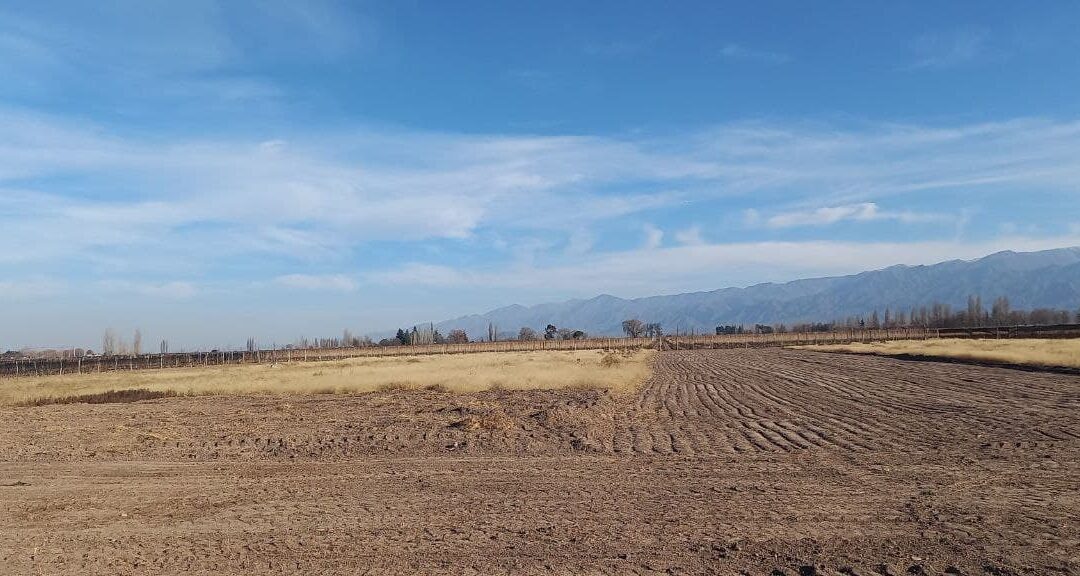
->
[[674, 226, 705, 246], [643, 224, 664, 249], [582, 32, 664, 59], [719, 43, 790, 65], [0, 2, 374, 109], [564, 228, 594, 256], [757, 202, 952, 229], [910, 28, 990, 69], [275, 274, 357, 292], [367, 264, 469, 288], [367, 235, 1080, 298], [3, 108, 1080, 289], [0, 109, 698, 265], [97, 280, 198, 299], [696, 118, 1080, 205]]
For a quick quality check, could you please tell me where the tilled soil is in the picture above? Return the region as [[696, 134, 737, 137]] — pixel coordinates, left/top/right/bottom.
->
[[1, 349, 1077, 575]]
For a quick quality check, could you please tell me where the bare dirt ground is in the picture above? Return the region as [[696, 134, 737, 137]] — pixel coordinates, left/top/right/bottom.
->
[[803, 338, 1080, 371], [1, 349, 1077, 575]]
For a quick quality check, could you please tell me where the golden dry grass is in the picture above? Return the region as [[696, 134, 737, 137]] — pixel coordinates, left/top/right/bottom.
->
[[1, 349, 654, 406], [803, 338, 1080, 369]]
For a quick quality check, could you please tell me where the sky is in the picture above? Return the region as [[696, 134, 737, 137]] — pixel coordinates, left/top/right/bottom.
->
[[2, 1, 1080, 350]]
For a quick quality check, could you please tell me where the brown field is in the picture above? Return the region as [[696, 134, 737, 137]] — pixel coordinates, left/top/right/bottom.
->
[[0, 349, 652, 406], [804, 337, 1080, 370], [1, 348, 1077, 575]]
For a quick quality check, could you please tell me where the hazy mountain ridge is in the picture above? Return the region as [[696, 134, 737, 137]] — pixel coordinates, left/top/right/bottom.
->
[[430, 248, 1080, 337]]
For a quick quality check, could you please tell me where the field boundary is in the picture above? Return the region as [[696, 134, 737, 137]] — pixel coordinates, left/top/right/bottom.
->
[[805, 349, 1080, 376], [3, 324, 1078, 379]]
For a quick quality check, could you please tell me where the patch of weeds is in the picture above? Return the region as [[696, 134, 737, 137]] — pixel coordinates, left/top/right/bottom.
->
[[21, 388, 178, 406], [599, 353, 621, 368]]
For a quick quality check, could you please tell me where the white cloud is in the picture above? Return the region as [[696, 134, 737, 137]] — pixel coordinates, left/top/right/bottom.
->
[[565, 228, 594, 256], [97, 280, 198, 299], [582, 31, 665, 59], [910, 29, 989, 69], [0, 108, 702, 266], [769, 203, 879, 227], [674, 225, 705, 246], [366, 264, 475, 288], [0, 2, 374, 99], [760, 202, 951, 229], [3, 108, 1080, 278], [643, 224, 664, 249], [274, 274, 356, 292], [742, 208, 761, 227], [366, 236, 1080, 298]]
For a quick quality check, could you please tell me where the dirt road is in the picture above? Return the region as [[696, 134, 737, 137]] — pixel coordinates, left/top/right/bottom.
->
[[1, 349, 1077, 574]]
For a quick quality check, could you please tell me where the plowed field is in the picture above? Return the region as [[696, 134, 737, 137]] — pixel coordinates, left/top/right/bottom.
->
[[2, 349, 1077, 575]]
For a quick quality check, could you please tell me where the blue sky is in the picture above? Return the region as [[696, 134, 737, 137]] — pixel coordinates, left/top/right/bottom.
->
[[2, 1, 1080, 350]]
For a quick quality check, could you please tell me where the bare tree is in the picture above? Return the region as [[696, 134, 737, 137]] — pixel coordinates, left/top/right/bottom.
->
[[967, 294, 983, 326], [991, 296, 1011, 326], [518, 327, 538, 341], [410, 324, 435, 345], [621, 319, 645, 338], [132, 329, 142, 356], [102, 329, 117, 356], [448, 329, 469, 344]]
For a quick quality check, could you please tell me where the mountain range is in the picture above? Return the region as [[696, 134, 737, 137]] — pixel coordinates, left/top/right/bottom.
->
[[427, 247, 1080, 337]]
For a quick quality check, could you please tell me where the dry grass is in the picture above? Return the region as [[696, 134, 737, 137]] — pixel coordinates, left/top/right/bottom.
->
[[802, 338, 1080, 369], [1, 349, 654, 406]]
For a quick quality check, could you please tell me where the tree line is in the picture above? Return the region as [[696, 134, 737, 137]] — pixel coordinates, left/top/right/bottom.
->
[[716, 295, 1080, 335], [375, 322, 591, 347]]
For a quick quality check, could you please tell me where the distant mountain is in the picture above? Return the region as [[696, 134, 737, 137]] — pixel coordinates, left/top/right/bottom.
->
[[430, 247, 1080, 337]]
